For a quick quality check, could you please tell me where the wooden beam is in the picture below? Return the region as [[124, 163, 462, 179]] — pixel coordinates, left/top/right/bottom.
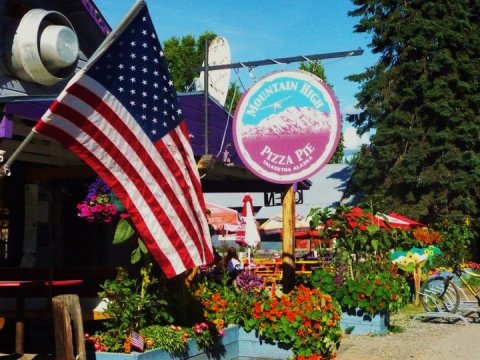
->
[[281, 185, 296, 293]]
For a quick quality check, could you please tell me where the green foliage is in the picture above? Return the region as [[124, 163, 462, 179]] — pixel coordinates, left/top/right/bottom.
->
[[345, 0, 480, 229], [308, 206, 410, 277], [432, 219, 477, 268], [112, 219, 150, 265], [193, 273, 261, 329], [140, 325, 190, 355], [95, 266, 173, 352], [338, 272, 410, 315], [300, 60, 328, 82], [113, 218, 135, 244], [247, 284, 342, 358], [163, 32, 217, 92], [307, 268, 410, 316], [225, 82, 242, 113]]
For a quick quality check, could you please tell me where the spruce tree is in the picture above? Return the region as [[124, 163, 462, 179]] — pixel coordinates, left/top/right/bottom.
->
[[345, 0, 480, 227]]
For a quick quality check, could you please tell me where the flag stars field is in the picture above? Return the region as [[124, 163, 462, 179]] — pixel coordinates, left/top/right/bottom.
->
[[33, 3, 213, 277]]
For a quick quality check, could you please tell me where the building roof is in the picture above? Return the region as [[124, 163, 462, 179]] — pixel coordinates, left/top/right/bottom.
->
[[0, 0, 310, 192], [204, 164, 352, 219]]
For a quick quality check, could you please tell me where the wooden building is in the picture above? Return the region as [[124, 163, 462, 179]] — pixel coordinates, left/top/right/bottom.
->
[[0, 0, 306, 269]]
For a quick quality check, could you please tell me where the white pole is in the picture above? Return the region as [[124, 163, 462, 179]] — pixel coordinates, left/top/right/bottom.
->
[[0, 130, 36, 176]]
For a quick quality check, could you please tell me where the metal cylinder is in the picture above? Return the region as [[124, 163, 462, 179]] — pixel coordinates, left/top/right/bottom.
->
[[8, 9, 79, 85], [40, 25, 79, 72]]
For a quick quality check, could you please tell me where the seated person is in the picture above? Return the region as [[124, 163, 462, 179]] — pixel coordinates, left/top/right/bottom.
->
[[225, 246, 244, 279]]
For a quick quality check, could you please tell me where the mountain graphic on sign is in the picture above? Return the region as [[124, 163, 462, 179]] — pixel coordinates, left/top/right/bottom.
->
[[241, 106, 331, 139]]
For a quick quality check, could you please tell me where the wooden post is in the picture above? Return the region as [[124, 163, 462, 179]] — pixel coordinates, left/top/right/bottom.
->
[[52, 294, 86, 360], [282, 185, 295, 293], [413, 265, 422, 306], [15, 289, 25, 354]]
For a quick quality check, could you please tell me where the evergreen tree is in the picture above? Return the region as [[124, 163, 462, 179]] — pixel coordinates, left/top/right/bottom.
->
[[345, 1, 480, 227]]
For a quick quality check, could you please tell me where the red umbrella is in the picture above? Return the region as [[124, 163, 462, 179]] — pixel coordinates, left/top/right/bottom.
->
[[383, 213, 424, 229], [346, 207, 423, 230], [205, 202, 240, 231]]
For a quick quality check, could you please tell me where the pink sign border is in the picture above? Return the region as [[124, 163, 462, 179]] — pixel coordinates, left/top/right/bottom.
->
[[232, 69, 342, 184]]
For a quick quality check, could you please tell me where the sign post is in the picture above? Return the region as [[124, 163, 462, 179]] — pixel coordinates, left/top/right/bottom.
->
[[281, 184, 296, 293], [233, 69, 341, 291]]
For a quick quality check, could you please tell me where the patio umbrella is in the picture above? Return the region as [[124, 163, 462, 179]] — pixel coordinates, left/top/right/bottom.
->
[[236, 195, 261, 264], [346, 207, 424, 230], [260, 214, 311, 235], [383, 213, 424, 229], [205, 202, 240, 231]]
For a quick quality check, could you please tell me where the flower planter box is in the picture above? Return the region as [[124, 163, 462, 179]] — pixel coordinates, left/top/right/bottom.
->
[[340, 308, 389, 335], [237, 327, 293, 359], [90, 326, 293, 360]]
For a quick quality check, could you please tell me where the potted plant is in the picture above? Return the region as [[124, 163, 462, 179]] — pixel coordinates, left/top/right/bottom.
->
[[305, 266, 410, 335]]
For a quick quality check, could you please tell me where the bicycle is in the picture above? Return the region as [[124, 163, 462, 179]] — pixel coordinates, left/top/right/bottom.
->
[[419, 264, 480, 316]]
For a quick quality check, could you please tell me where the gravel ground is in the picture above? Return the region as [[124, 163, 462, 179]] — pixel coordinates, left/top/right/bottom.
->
[[336, 309, 480, 360]]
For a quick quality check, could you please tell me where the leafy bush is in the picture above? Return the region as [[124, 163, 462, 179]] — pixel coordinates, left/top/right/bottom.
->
[[94, 265, 173, 352], [432, 219, 476, 268], [193, 273, 261, 330], [307, 268, 410, 315], [139, 325, 189, 354], [244, 284, 342, 359]]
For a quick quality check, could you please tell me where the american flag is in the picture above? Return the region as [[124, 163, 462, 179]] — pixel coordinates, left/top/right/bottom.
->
[[34, 2, 213, 277], [130, 331, 144, 351]]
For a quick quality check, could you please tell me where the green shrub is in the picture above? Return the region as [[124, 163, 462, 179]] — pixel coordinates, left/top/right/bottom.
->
[[307, 268, 410, 315]]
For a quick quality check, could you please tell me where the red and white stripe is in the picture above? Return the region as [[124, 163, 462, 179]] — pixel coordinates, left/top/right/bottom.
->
[[34, 75, 213, 278]]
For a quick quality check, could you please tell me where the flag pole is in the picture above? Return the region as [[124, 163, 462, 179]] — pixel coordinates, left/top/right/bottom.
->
[[86, 0, 145, 72], [0, 0, 145, 177], [0, 130, 36, 176]]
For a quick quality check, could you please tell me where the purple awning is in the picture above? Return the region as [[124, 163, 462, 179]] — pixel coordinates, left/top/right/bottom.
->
[[1, 92, 239, 165]]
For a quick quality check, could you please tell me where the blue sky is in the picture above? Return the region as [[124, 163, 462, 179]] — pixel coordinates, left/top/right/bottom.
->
[[93, 0, 377, 151]]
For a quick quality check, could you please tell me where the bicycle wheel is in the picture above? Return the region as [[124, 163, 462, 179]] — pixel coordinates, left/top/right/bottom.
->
[[419, 275, 460, 313]]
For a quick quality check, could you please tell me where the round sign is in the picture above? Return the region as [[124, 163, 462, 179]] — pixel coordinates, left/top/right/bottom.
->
[[233, 69, 341, 184]]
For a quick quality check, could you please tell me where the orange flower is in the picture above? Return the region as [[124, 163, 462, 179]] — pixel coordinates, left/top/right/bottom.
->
[[145, 339, 154, 347], [123, 337, 132, 353]]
